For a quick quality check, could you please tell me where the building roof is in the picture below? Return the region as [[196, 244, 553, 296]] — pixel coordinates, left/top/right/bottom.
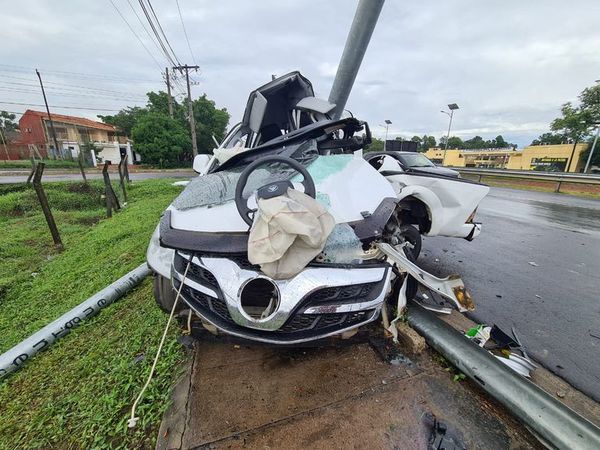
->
[[22, 109, 116, 132]]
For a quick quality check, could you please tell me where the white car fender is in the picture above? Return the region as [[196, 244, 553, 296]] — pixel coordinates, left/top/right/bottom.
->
[[392, 182, 444, 235]]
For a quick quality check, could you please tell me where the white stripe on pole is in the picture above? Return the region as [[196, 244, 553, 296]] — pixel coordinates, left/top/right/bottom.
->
[[0, 263, 151, 378]]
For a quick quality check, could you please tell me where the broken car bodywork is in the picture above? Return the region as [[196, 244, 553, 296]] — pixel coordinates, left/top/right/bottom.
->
[[147, 72, 488, 344]]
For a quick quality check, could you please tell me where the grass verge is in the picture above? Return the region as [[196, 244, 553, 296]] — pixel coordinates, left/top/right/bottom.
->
[[0, 178, 186, 449]]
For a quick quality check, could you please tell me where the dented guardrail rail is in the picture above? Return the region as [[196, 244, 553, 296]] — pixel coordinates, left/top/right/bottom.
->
[[0, 264, 151, 379], [407, 305, 600, 450]]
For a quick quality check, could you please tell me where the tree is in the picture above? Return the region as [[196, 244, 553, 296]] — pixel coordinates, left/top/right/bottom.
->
[[530, 132, 565, 146], [463, 136, 486, 149], [551, 102, 592, 171], [442, 136, 464, 149], [493, 135, 508, 148], [131, 112, 191, 166], [421, 135, 436, 151], [579, 83, 600, 123], [99, 107, 145, 137], [99, 91, 230, 165], [364, 137, 384, 153], [191, 94, 230, 154], [0, 111, 18, 132]]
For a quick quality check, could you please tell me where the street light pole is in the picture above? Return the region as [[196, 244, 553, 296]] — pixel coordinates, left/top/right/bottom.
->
[[384, 119, 391, 151], [441, 103, 459, 166], [584, 125, 600, 173]]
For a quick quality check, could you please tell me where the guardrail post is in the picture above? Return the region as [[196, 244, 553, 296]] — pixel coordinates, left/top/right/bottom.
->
[[555, 179, 562, 193]]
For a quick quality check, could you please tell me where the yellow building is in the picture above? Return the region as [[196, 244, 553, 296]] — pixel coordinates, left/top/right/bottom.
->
[[424, 143, 587, 173]]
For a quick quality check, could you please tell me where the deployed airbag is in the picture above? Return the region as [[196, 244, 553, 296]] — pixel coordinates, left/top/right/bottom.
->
[[248, 188, 335, 279]]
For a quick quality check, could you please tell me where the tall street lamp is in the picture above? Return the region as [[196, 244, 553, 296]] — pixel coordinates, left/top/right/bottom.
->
[[441, 103, 459, 166], [584, 124, 600, 173], [384, 119, 392, 151]]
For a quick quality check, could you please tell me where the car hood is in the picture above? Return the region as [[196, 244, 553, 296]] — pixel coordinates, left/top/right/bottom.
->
[[409, 166, 460, 178]]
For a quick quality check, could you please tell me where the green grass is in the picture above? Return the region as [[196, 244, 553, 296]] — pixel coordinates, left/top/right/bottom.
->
[[0, 159, 84, 170], [0, 178, 186, 449]]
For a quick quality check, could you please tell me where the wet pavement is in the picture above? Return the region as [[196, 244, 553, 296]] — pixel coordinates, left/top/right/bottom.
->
[[157, 338, 542, 449], [419, 187, 600, 401], [0, 170, 193, 183]]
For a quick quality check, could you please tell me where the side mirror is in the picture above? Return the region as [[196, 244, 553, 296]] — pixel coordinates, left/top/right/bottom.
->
[[193, 154, 211, 174]]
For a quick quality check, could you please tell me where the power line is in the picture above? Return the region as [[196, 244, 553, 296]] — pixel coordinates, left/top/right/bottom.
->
[[107, 0, 164, 71], [137, 0, 178, 67], [0, 64, 158, 84], [0, 81, 147, 100], [0, 87, 147, 103], [0, 74, 160, 93], [124, 0, 165, 57], [175, 0, 198, 65], [0, 101, 129, 112], [146, 0, 182, 65]]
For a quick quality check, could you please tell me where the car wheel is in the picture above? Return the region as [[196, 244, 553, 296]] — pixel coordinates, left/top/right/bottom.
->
[[153, 273, 183, 314], [398, 225, 422, 261]]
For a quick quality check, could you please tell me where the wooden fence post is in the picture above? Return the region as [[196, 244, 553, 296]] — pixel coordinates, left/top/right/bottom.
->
[[124, 154, 130, 182], [32, 163, 63, 250], [102, 162, 121, 218], [77, 150, 87, 183], [118, 154, 128, 203], [26, 159, 36, 185]]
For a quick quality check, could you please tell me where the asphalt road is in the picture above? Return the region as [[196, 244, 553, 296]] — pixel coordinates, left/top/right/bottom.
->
[[419, 187, 600, 401], [0, 170, 194, 183]]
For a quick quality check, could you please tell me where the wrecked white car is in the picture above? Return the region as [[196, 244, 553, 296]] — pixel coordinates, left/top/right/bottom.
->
[[147, 72, 489, 344]]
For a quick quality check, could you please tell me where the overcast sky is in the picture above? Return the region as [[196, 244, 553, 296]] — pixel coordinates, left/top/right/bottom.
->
[[2, 0, 599, 147]]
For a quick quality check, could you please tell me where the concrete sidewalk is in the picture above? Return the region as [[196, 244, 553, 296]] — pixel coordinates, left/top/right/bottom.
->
[[156, 336, 544, 449]]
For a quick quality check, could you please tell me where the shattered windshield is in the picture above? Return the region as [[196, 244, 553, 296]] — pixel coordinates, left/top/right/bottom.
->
[[171, 139, 319, 210]]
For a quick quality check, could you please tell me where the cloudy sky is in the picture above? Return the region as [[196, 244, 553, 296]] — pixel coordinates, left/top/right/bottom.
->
[[2, 0, 599, 147]]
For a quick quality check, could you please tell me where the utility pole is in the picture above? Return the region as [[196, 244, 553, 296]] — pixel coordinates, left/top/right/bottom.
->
[[0, 127, 10, 161], [165, 67, 174, 118], [36, 69, 62, 160], [173, 64, 199, 156]]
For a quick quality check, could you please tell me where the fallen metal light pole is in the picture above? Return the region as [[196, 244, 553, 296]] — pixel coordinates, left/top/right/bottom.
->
[[0, 263, 151, 379], [407, 304, 600, 450], [328, 0, 385, 119]]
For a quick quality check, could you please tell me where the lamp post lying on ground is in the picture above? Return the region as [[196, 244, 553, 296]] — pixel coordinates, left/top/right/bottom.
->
[[441, 103, 459, 166]]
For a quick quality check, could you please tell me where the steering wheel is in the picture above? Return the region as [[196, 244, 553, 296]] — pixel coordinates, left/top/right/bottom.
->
[[235, 155, 316, 226]]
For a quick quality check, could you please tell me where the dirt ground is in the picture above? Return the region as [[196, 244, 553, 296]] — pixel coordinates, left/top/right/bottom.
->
[[156, 326, 545, 450]]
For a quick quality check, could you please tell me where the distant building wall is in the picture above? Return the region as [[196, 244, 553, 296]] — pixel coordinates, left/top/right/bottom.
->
[[424, 144, 587, 173]]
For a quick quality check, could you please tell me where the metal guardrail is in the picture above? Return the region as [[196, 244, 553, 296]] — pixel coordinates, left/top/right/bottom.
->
[[408, 305, 600, 450], [455, 167, 600, 184], [452, 167, 600, 192]]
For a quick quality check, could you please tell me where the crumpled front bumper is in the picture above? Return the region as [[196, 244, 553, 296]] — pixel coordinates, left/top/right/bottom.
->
[[171, 252, 391, 344]]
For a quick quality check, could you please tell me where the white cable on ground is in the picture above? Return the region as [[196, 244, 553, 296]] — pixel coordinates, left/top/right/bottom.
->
[[128, 258, 191, 429]]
